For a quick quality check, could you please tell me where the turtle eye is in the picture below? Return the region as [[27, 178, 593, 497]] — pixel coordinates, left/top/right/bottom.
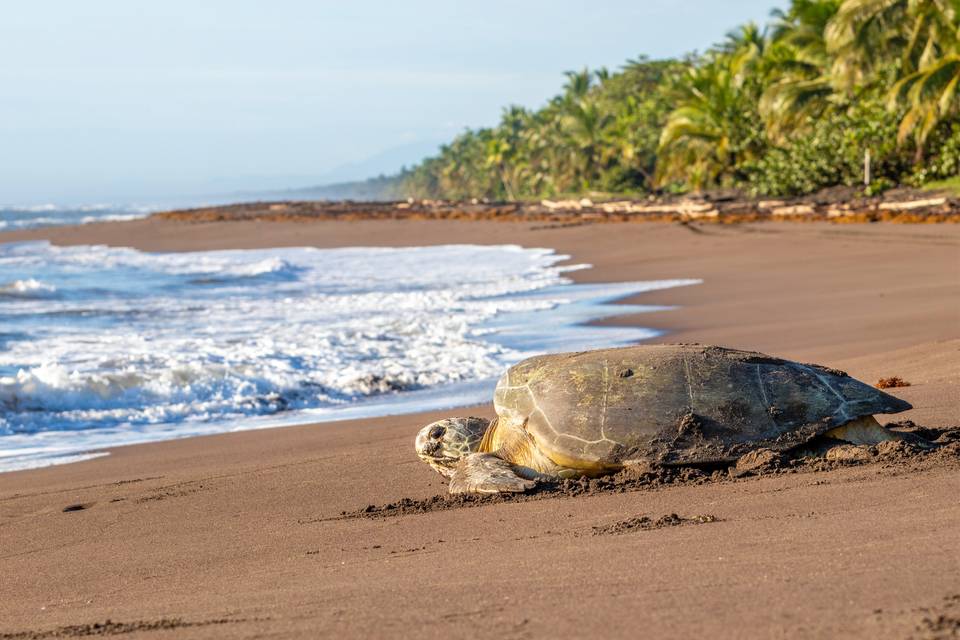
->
[[429, 426, 445, 440]]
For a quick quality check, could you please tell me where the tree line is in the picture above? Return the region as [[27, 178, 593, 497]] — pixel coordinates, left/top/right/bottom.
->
[[399, 0, 959, 199]]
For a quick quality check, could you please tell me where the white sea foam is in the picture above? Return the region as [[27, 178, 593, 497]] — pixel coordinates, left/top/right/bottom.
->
[[0, 205, 154, 231], [0, 278, 57, 298], [1, 203, 117, 212], [0, 241, 700, 471]]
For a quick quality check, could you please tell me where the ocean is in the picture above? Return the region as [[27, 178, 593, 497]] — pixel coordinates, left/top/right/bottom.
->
[[0, 205, 154, 231], [0, 240, 700, 471]]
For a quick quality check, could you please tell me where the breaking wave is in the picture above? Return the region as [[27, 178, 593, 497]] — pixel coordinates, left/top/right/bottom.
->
[[0, 278, 58, 299], [0, 241, 700, 470], [0, 205, 153, 231]]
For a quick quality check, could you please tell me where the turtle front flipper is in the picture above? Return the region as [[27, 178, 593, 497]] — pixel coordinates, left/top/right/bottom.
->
[[448, 453, 537, 494]]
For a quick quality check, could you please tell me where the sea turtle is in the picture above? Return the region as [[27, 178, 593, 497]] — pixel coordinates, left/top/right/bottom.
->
[[414, 344, 913, 494]]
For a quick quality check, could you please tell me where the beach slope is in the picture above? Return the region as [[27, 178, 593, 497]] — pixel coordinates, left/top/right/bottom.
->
[[1, 220, 958, 639]]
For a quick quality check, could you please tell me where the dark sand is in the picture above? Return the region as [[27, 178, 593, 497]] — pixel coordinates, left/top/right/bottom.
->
[[1, 219, 958, 639]]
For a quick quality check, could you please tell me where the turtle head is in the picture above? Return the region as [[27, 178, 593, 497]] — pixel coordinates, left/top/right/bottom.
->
[[415, 416, 490, 477]]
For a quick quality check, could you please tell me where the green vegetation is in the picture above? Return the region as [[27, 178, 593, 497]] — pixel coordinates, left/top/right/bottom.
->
[[400, 0, 959, 199], [924, 174, 960, 194]]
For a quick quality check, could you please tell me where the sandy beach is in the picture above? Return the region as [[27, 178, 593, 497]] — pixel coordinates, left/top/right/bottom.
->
[[1, 218, 958, 639]]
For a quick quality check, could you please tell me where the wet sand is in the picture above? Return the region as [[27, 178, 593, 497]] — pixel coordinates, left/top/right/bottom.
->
[[1, 219, 958, 639]]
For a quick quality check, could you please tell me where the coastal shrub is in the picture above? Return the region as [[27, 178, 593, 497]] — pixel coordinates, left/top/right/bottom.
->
[[742, 92, 915, 196], [395, 0, 959, 200], [908, 123, 960, 186]]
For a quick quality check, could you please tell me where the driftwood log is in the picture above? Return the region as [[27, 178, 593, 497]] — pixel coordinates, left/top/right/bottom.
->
[[154, 190, 960, 225]]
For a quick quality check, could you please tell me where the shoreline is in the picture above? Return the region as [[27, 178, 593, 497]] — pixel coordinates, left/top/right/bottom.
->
[[0, 254, 699, 473], [1, 219, 957, 465], [3, 217, 957, 358], [149, 191, 960, 224], [1, 217, 958, 638]]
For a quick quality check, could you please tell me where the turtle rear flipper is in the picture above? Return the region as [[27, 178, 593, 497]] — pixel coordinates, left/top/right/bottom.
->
[[449, 453, 536, 495], [823, 415, 936, 449], [823, 415, 898, 445]]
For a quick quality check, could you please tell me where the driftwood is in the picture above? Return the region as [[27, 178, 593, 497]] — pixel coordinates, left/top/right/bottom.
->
[[154, 190, 960, 225]]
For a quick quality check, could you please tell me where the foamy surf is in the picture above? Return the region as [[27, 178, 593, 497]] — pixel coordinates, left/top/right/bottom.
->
[[0, 278, 58, 298], [0, 241, 700, 471], [0, 205, 153, 231]]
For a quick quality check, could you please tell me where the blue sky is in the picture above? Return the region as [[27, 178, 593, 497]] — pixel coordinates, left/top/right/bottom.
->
[[1, 1, 782, 205]]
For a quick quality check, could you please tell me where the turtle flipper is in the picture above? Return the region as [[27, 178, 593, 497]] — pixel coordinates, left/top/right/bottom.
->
[[823, 415, 898, 444], [448, 453, 537, 494]]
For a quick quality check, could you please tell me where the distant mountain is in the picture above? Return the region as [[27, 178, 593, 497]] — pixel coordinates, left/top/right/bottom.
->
[[264, 174, 407, 202], [231, 139, 443, 202], [309, 139, 444, 185]]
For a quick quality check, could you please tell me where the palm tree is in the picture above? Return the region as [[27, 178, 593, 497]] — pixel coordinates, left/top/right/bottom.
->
[[826, 0, 959, 153], [825, 0, 909, 89], [562, 69, 594, 102], [718, 22, 768, 81], [657, 29, 768, 190], [561, 98, 614, 190], [484, 106, 535, 200], [759, 0, 842, 139], [887, 1, 959, 152], [657, 57, 759, 189]]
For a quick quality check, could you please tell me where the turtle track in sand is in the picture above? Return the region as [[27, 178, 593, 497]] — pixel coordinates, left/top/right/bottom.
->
[[590, 513, 720, 536], [0, 618, 252, 640], [869, 593, 960, 639], [331, 422, 960, 520]]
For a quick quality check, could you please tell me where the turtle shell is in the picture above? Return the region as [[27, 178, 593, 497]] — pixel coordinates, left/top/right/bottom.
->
[[492, 344, 911, 468]]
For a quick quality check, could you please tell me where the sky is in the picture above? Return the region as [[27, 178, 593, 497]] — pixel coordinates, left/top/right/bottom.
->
[[0, 1, 782, 205]]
